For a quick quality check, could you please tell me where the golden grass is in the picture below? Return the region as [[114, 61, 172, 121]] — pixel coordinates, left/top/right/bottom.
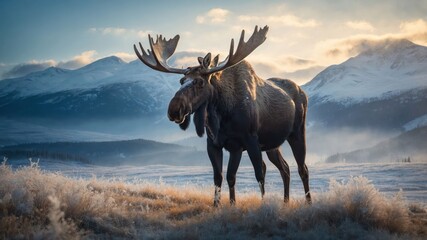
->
[[0, 162, 426, 239]]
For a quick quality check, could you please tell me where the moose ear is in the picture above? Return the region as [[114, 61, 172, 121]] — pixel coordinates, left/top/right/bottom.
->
[[198, 57, 204, 65], [202, 53, 212, 69], [210, 54, 219, 68]]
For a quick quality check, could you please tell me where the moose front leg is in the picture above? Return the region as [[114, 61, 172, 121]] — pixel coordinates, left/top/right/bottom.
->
[[245, 135, 265, 198], [207, 138, 223, 207], [227, 149, 243, 205]]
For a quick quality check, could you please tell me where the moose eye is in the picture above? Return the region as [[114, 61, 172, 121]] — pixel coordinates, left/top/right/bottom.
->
[[193, 78, 205, 87], [179, 77, 186, 85]]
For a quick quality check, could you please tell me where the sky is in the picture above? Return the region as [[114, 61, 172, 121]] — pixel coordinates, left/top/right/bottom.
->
[[1, 0, 427, 83]]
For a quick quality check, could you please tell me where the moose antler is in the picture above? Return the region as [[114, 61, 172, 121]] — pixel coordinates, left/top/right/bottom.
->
[[134, 35, 187, 74], [206, 25, 269, 74]]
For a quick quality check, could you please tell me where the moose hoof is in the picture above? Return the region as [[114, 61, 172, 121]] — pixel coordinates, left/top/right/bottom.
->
[[213, 201, 221, 208], [305, 192, 312, 205]]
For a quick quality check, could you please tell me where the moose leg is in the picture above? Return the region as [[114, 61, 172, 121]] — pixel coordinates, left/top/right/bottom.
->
[[266, 148, 290, 202], [207, 138, 223, 207], [245, 135, 265, 198], [227, 149, 243, 205], [289, 132, 311, 204]]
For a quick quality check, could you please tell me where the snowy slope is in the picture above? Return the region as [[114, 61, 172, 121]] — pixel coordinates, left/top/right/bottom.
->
[[302, 39, 427, 130], [303, 39, 427, 105], [0, 56, 183, 118], [0, 56, 179, 101]]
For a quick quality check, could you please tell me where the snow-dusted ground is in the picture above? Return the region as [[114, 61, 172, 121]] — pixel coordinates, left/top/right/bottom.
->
[[8, 158, 427, 203]]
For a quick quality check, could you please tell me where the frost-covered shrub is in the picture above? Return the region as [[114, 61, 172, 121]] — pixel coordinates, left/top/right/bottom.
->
[[0, 162, 425, 239]]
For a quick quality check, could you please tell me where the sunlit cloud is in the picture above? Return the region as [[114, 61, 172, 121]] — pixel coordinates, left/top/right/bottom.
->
[[1, 51, 99, 79], [238, 14, 319, 28], [196, 8, 230, 24], [112, 52, 136, 62], [57, 50, 98, 69], [316, 19, 427, 63], [249, 59, 324, 84], [399, 18, 427, 43], [246, 54, 323, 84], [346, 21, 375, 32]]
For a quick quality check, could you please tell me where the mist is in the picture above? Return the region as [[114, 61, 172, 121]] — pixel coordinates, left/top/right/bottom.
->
[[304, 127, 398, 163]]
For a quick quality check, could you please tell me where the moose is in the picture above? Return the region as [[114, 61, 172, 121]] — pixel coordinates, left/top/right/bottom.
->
[[134, 25, 311, 206]]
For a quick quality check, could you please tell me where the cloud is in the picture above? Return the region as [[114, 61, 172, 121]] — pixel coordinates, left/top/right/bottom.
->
[[251, 60, 324, 84], [346, 21, 375, 32], [277, 57, 316, 69], [89, 27, 152, 39], [168, 51, 206, 67], [196, 8, 230, 24], [89, 27, 127, 35], [317, 19, 427, 62], [238, 14, 319, 28], [1, 51, 98, 79], [57, 50, 97, 69], [399, 18, 427, 43], [2, 60, 56, 79], [111, 52, 136, 62], [248, 55, 323, 84]]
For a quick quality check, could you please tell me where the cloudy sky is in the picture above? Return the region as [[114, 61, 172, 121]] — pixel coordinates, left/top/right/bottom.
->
[[1, 0, 426, 83]]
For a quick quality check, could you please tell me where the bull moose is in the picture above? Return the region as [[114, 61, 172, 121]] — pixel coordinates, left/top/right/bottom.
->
[[134, 26, 311, 206]]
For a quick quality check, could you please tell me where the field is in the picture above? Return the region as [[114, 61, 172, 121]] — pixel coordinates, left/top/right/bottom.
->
[[1, 159, 426, 239]]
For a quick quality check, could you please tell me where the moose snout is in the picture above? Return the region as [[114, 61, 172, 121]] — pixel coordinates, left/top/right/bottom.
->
[[167, 97, 190, 124]]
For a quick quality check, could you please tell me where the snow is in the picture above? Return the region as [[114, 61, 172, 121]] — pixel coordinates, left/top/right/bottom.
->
[[7, 159, 427, 203], [0, 57, 181, 103], [303, 39, 427, 105]]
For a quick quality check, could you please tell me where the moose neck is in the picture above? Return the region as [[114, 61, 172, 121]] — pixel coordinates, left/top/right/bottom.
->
[[192, 61, 264, 140], [210, 61, 263, 113]]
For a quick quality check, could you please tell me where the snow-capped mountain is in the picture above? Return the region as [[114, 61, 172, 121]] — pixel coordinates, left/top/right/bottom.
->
[[0, 56, 181, 119], [303, 39, 427, 130]]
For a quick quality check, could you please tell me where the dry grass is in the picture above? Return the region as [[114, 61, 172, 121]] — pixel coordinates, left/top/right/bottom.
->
[[0, 161, 426, 239]]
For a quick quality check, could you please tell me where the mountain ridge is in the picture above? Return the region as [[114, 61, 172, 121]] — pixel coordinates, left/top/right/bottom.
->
[[303, 39, 427, 106], [303, 39, 427, 130]]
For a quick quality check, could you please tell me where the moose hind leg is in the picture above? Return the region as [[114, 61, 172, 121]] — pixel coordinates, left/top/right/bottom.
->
[[207, 138, 223, 207], [289, 133, 311, 204], [266, 148, 290, 202], [226, 149, 243, 205]]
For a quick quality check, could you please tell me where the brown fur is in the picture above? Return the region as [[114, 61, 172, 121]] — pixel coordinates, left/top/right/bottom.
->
[[210, 60, 306, 142]]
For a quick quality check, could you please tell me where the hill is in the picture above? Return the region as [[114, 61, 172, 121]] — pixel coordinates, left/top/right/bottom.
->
[[326, 126, 427, 163], [0, 139, 208, 166]]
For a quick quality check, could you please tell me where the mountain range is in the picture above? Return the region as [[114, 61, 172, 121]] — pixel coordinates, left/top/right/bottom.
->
[[302, 39, 427, 131], [0, 39, 426, 163], [0, 56, 180, 120]]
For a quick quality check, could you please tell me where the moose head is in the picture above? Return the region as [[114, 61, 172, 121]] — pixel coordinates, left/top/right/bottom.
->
[[133, 26, 269, 136]]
